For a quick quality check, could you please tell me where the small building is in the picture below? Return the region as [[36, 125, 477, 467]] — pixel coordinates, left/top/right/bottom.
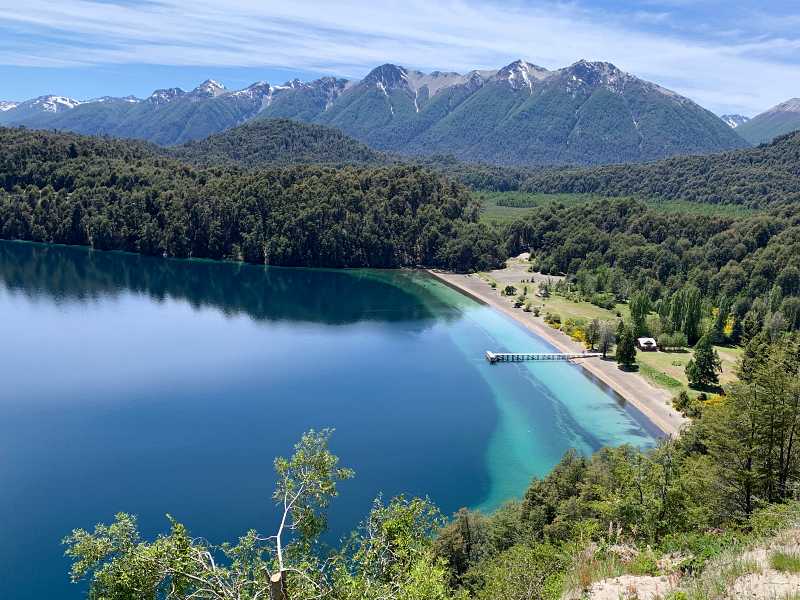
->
[[636, 337, 658, 351]]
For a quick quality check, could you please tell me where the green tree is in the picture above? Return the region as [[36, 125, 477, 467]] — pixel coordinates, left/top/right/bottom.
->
[[682, 286, 703, 345], [615, 325, 637, 368], [629, 292, 651, 338], [711, 296, 731, 344], [686, 335, 722, 389], [464, 544, 565, 600], [598, 321, 616, 358], [335, 496, 454, 600], [63, 429, 354, 600], [585, 318, 600, 350]]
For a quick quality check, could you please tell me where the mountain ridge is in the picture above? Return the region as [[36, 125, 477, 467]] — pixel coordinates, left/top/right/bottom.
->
[[0, 59, 748, 165], [737, 98, 800, 144]]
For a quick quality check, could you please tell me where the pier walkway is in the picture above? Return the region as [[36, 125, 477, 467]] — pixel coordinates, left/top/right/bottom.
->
[[485, 351, 602, 363]]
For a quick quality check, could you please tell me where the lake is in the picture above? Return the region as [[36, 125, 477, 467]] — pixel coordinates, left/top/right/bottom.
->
[[0, 240, 656, 599]]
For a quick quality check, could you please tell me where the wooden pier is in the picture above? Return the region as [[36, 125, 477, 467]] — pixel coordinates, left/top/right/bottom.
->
[[485, 351, 602, 363]]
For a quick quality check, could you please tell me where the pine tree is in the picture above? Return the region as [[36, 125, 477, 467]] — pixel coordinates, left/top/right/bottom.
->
[[615, 325, 637, 369], [686, 335, 722, 389]]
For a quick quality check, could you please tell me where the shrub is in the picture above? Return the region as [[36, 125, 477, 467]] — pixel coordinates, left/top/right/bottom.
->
[[661, 332, 688, 350], [544, 313, 562, 327], [770, 551, 800, 573], [627, 549, 659, 576], [590, 293, 616, 310]]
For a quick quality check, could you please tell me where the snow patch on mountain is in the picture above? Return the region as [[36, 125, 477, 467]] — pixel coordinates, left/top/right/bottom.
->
[[496, 60, 550, 92], [89, 95, 141, 104], [192, 79, 226, 98], [27, 95, 83, 113], [766, 98, 800, 114], [232, 81, 271, 100], [0, 101, 18, 112], [148, 88, 186, 105], [720, 114, 750, 128]]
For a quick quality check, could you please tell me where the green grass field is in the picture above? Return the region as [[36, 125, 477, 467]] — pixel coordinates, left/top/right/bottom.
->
[[500, 279, 742, 396], [477, 191, 761, 225]]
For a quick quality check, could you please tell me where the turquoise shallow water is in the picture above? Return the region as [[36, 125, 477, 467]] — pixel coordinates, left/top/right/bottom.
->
[[0, 241, 655, 599]]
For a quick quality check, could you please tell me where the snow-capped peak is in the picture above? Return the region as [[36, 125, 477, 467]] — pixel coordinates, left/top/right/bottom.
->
[[0, 100, 18, 112], [720, 114, 750, 128], [767, 98, 800, 114], [363, 64, 409, 90], [148, 87, 186, 105], [232, 81, 271, 99], [497, 60, 551, 92], [25, 95, 83, 113], [192, 79, 226, 97]]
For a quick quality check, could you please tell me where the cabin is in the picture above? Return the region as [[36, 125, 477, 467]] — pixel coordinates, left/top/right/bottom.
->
[[636, 337, 658, 351]]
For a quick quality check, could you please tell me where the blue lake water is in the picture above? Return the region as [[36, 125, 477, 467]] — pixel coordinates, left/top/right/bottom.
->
[[0, 240, 656, 599]]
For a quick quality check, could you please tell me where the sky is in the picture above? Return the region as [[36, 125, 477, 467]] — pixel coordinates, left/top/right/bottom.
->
[[0, 0, 799, 116]]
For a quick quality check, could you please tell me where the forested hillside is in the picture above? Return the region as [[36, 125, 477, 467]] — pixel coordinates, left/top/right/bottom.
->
[[505, 131, 800, 208], [0, 128, 502, 271], [170, 119, 388, 167], [502, 197, 800, 347]]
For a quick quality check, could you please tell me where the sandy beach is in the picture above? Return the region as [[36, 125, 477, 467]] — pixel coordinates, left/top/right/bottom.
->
[[428, 269, 686, 437]]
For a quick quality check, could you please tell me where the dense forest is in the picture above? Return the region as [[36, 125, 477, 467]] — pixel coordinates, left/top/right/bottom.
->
[[0, 128, 503, 271], [170, 119, 390, 167], [503, 197, 800, 339], [449, 131, 800, 209], [65, 333, 800, 599]]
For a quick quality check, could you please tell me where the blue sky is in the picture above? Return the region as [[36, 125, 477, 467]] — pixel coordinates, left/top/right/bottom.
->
[[1, 0, 799, 115]]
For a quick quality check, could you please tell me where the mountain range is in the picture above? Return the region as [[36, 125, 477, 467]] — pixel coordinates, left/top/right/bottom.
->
[[735, 98, 800, 145], [0, 59, 748, 166]]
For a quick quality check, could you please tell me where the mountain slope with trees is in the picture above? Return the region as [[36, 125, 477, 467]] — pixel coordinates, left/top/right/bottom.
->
[[501, 130, 800, 208], [170, 119, 388, 167], [0, 127, 502, 271], [736, 98, 800, 144]]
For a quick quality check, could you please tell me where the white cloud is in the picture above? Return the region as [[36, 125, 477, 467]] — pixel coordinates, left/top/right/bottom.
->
[[0, 0, 798, 114]]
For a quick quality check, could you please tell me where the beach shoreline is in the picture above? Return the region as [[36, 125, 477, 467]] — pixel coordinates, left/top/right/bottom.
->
[[427, 269, 686, 437]]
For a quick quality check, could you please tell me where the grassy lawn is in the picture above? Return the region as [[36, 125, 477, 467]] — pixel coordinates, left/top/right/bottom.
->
[[524, 291, 741, 396], [477, 191, 761, 226], [633, 342, 740, 396], [536, 294, 629, 323]]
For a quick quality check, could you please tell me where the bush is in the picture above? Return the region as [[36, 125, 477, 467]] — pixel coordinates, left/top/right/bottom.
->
[[590, 293, 616, 310], [544, 313, 562, 327], [627, 549, 659, 576], [658, 332, 688, 351]]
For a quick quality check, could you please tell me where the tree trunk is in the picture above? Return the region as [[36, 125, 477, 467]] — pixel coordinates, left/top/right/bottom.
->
[[270, 571, 288, 600]]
